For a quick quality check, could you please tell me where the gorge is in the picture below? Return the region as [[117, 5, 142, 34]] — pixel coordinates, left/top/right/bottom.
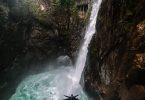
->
[[10, 0, 102, 100], [0, 0, 145, 100]]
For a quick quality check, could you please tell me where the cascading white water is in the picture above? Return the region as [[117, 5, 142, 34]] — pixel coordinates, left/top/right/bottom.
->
[[66, 0, 102, 95], [10, 0, 102, 100], [74, 0, 102, 84]]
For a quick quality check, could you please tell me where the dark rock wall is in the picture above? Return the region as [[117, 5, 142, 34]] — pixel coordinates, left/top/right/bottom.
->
[[0, 0, 88, 99], [86, 0, 145, 100]]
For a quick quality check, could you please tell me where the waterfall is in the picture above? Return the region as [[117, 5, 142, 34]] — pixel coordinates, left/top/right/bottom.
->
[[66, 0, 102, 95], [74, 0, 102, 84], [10, 0, 102, 100]]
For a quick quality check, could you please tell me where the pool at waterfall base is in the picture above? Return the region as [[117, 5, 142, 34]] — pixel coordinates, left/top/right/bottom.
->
[[9, 67, 89, 100]]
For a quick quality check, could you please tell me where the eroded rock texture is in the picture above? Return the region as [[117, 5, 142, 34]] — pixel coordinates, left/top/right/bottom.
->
[[86, 0, 145, 100]]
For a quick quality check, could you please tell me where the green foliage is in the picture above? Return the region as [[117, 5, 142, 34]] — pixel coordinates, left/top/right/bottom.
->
[[52, 0, 78, 19], [12, 0, 47, 21], [52, 0, 75, 8], [51, 0, 79, 30], [52, 0, 60, 6]]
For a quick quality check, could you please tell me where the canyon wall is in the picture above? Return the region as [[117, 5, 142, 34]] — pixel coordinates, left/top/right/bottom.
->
[[86, 0, 145, 99]]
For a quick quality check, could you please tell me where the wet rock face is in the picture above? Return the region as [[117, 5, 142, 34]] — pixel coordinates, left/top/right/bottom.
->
[[86, 0, 145, 99]]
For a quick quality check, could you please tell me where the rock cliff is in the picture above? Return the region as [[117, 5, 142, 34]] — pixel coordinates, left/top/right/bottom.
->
[[86, 0, 145, 99]]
